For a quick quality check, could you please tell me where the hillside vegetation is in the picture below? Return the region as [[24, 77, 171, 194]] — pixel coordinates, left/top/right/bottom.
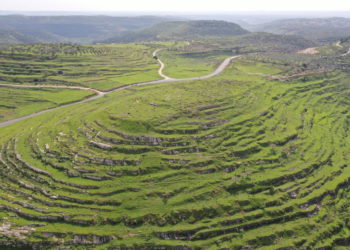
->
[[0, 32, 313, 93], [253, 17, 350, 43], [0, 87, 93, 122], [0, 33, 350, 248], [102, 20, 249, 43], [0, 15, 178, 44], [0, 30, 62, 45], [157, 34, 315, 78], [0, 43, 162, 91]]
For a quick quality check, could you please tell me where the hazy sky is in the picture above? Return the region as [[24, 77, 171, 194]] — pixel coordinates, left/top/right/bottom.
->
[[2, 0, 350, 12]]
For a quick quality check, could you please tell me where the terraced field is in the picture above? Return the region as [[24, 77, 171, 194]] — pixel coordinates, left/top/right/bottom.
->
[[158, 47, 228, 78], [0, 43, 163, 91], [1, 40, 350, 249], [0, 86, 94, 122]]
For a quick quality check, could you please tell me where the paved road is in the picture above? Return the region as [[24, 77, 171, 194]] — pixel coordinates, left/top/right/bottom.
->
[[0, 51, 239, 128]]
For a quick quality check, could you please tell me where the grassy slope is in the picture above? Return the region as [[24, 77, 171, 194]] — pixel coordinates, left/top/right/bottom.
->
[[0, 43, 162, 91], [0, 44, 350, 248], [0, 87, 93, 122], [159, 49, 228, 78], [157, 35, 314, 78]]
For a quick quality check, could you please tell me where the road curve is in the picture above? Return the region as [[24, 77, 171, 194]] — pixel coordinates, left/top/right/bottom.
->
[[335, 41, 350, 56], [343, 48, 350, 56], [153, 49, 174, 80], [0, 51, 239, 128]]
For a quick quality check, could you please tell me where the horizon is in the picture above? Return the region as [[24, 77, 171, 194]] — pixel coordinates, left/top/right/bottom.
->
[[1, 10, 350, 18], [1, 0, 350, 12], [2, 10, 350, 14]]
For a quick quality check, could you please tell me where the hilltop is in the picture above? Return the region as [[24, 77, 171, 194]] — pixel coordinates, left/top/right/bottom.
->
[[252, 17, 350, 43], [231, 32, 316, 52], [102, 20, 249, 43]]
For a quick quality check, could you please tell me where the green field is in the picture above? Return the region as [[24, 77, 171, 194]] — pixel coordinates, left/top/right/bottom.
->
[[0, 43, 162, 91], [158, 46, 229, 78], [0, 37, 350, 249], [0, 87, 93, 122]]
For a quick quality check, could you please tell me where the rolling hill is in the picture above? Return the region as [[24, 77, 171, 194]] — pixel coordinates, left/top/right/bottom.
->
[[252, 17, 350, 43], [102, 20, 249, 43], [0, 30, 41, 45], [0, 30, 66, 45], [2, 14, 350, 249], [0, 15, 179, 44], [1, 40, 350, 248], [231, 32, 316, 52]]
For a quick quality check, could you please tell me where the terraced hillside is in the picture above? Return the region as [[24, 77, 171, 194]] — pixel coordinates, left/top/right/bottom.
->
[[0, 43, 162, 91], [0, 86, 93, 122], [1, 38, 350, 249], [157, 34, 315, 79]]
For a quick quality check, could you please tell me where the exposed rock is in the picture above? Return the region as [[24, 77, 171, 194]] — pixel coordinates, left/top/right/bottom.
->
[[0, 222, 36, 239], [89, 140, 112, 150], [78, 153, 140, 166], [72, 234, 115, 245]]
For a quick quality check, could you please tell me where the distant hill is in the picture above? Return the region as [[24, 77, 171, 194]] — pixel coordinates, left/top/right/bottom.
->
[[0, 30, 67, 45], [235, 32, 316, 51], [0, 30, 39, 45], [0, 15, 179, 44], [102, 20, 249, 43], [252, 17, 350, 43]]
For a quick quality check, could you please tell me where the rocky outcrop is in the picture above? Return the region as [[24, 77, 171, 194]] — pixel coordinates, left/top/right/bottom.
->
[[77, 153, 140, 166]]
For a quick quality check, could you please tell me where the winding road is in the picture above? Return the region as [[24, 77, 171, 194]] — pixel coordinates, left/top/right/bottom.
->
[[0, 50, 239, 128], [153, 49, 174, 80], [335, 41, 350, 56]]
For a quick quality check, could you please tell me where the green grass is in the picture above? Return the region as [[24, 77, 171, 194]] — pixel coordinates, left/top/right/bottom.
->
[[0, 87, 93, 122], [159, 48, 229, 78], [0, 43, 162, 91], [233, 58, 287, 75], [0, 40, 350, 249]]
